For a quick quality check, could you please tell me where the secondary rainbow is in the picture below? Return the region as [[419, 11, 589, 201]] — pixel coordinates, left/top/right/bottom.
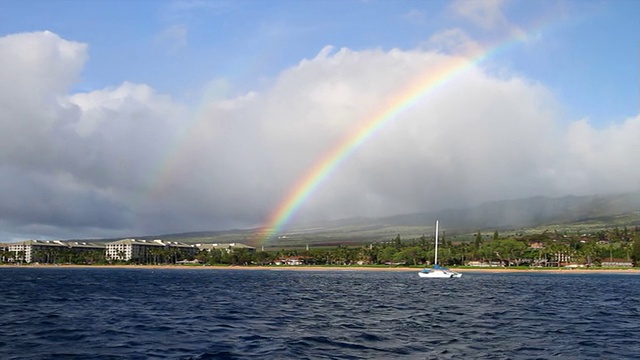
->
[[255, 31, 535, 245]]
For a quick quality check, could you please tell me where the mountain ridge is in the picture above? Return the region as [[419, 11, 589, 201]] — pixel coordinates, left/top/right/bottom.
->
[[72, 192, 640, 246]]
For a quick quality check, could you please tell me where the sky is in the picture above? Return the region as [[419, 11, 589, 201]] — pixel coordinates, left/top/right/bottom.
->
[[0, 0, 639, 242]]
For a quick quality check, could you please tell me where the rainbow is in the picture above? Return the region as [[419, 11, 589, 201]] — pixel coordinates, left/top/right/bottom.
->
[[254, 31, 537, 245]]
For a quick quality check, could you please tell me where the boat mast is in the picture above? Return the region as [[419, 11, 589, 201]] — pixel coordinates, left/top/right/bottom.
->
[[434, 220, 439, 266]]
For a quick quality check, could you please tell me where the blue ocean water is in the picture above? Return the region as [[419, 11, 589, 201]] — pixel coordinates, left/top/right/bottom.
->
[[1, 268, 639, 359]]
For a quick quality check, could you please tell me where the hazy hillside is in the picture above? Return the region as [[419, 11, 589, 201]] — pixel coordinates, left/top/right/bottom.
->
[[294, 192, 640, 232], [427, 192, 640, 230], [78, 192, 640, 248]]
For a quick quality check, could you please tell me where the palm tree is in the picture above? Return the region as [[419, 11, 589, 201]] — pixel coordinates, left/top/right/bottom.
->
[[0, 249, 9, 263], [16, 250, 26, 264], [116, 250, 127, 263], [149, 248, 162, 264], [456, 242, 470, 265], [254, 250, 272, 266], [546, 242, 571, 267], [579, 240, 599, 266]]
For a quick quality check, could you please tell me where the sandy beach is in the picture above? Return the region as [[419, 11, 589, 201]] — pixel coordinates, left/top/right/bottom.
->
[[2, 264, 639, 274]]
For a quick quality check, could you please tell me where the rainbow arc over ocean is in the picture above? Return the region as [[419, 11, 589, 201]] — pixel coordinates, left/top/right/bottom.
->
[[252, 28, 544, 246]]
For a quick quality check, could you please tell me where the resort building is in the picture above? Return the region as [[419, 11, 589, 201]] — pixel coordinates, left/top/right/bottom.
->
[[106, 239, 161, 262], [466, 261, 502, 267], [553, 251, 576, 267], [529, 241, 545, 249], [601, 258, 633, 267], [5, 240, 105, 263], [65, 242, 107, 263], [0, 243, 9, 262], [275, 256, 309, 266], [163, 241, 199, 258], [105, 239, 197, 263], [195, 243, 256, 253]]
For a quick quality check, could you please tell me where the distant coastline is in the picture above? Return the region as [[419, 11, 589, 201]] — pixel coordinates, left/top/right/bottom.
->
[[2, 264, 639, 274]]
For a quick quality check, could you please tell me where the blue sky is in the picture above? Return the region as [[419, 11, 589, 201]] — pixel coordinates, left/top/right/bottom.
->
[[0, 0, 639, 241], [2, 0, 637, 121]]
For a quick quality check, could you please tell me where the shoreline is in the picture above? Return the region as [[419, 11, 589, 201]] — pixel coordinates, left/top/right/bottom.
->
[[1, 264, 639, 274]]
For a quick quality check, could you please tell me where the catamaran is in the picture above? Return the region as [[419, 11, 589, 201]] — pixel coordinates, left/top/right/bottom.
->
[[418, 220, 462, 278]]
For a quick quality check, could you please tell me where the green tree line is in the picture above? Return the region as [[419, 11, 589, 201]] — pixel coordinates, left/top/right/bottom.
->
[[2, 226, 639, 267], [196, 226, 640, 267]]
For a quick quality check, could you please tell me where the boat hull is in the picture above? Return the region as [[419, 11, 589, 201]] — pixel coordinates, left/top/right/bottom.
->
[[418, 269, 462, 278]]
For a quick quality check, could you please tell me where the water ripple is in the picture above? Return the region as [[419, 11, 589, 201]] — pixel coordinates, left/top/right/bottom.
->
[[2, 268, 640, 359]]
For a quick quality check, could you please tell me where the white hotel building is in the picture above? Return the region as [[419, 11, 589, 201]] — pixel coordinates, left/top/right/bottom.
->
[[105, 239, 198, 262], [4, 240, 104, 263]]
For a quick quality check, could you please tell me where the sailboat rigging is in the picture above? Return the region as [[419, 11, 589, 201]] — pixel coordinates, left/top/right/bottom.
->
[[418, 220, 462, 278]]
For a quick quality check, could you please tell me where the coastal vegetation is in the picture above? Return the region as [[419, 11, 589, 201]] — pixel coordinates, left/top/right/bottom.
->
[[3, 226, 639, 268], [240, 226, 640, 268]]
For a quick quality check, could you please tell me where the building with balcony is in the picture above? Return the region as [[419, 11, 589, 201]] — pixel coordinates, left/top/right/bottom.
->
[[105, 239, 197, 263], [5, 240, 105, 263], [195, 243, 256, 253]]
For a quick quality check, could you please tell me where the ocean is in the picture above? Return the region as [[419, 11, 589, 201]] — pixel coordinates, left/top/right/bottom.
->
[[1, 268, 639, 359]]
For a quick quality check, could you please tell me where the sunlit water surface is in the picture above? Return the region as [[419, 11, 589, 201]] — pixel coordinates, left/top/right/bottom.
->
[[1, 268, 639, 359]]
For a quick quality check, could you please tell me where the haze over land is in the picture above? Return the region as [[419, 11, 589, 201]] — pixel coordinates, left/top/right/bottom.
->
[[117, 193, 640, 248], [0, 1, 639, 242]]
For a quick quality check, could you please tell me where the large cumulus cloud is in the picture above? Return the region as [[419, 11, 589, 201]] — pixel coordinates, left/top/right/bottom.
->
[[0, 31, 638, 241], [0, 32, 185, 240]]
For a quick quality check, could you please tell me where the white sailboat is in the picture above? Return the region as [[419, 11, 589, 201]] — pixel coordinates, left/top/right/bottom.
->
[[418, 220, 462, 278]]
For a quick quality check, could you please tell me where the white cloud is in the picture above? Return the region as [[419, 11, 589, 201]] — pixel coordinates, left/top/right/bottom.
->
[[425, 28, 481, 56], [0, 32, 187, 240], [154, 24, 188, 53], [449, 0, 510, 30], [448, 0, 526, 41], [563, 116, 640, 194], [402, 9, 427, 24], [0, 30, 638, 241], [0, 31, 86, 169]]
